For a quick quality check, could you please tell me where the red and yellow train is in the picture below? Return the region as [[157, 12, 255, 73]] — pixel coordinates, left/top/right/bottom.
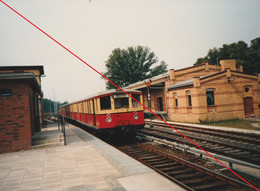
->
[[59, 89, 144, 134]]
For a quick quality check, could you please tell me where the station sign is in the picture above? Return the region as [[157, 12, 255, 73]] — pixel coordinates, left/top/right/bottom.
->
[[114, 94, 129, 98]]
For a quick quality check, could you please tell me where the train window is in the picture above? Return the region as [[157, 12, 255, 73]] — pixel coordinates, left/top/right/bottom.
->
[[84, 102, 86, 113], [88, 101, 91, 113], [81, 103, 84, 113], [87, 101, 89, 113], [132, 94, 141, 108], [115, 97, 129, 109], [100, 96, 111, 110]]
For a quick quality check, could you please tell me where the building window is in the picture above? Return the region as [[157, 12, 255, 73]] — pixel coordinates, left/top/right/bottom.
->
[[0, 89, 12, 97], [100, 96, 111, 110], [186, 91, 192, 107], [206, 89, 215, 106], [244, 86, 252, 93], [157, 96, 164, 111], [174, 93, 178, 107], [132, 94, 141, 108]]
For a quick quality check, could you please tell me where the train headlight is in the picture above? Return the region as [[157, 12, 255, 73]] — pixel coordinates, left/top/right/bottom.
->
[[106, 114, 112, 123], [134, 112, 138, 120]]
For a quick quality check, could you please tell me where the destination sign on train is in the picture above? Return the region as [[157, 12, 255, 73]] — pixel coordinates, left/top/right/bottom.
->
[[113, 94, 129, 98]]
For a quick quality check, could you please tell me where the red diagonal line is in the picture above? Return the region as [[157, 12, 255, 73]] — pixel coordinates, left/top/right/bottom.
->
[[1, 1, 258, 190]]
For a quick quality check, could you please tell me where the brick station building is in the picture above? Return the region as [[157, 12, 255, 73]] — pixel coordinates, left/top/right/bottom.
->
[[0, 66, 44, 153], [125, 59, 260, 123]]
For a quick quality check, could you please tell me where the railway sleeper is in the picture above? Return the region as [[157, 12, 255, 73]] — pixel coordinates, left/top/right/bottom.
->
[[166, 166, 191, 175], [131, 154, 161, 160], [128, 152, 159, 158], [181, 174, 210, 186], [124, 149, 148, 155], [141, 157, 169, 163], [132, 152, 160, 158], [211, 146, 225, 150], [252, 156, 260, 161], [191, 180, 228, 191], [199, 143, 215, 148], [145, 159, 174, 166], [153, 162, 178, 168], [222, 148, 237, 153], [174, 172, 207, 183], [157, 164, 185, 172], [168, 168, 198, 180], [138, 155, 164, 160], [234, 151, 251, 155]]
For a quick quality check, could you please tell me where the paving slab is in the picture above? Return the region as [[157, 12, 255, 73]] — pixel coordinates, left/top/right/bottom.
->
[[0, 124, 186, 191], [118, 172, 185, 191]]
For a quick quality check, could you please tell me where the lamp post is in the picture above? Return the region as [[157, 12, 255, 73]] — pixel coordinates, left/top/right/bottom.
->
[[145, 80, 154, 128]]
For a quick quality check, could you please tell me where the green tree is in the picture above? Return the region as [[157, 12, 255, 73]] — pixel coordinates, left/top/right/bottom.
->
[[42, 98, 68, 113], [194, 38, 260, 74], [248, 38, 260, 73], [103, 46, 168, 89]]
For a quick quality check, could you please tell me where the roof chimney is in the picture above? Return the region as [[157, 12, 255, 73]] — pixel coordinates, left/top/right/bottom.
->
[[169, 69, 175, 82], [220, 59, 236, 71], [239, 65, 243, 72], [205, 62, 209, 71], [193, 77, 200, 88]]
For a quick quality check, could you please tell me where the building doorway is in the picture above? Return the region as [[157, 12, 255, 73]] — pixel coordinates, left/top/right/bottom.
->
[[243, 97, 254, 118], [157, 97, 163, 111]]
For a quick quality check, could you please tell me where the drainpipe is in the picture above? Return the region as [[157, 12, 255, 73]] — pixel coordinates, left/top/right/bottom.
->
[[164, 85, 168, 117], [34, 92, 40, 132]]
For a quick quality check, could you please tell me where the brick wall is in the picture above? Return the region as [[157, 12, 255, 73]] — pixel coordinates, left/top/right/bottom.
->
[[167, 72, 259, 123], [0, 83, 33, 153]]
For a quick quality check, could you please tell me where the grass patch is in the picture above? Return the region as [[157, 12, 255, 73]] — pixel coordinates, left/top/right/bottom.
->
[[201, 119, 260, 131]]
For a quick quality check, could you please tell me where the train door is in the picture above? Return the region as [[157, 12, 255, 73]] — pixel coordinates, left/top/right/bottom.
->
[[92, 99, 96, 126], [81, 102, 85, 122]]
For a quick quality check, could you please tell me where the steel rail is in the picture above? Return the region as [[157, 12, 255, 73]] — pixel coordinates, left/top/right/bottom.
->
[[137, 133, 260, 170], [141, 125, 260, 165], [118, 143, 255, 191], [146, 120, 260, 145], [140, 128, 260, 165]]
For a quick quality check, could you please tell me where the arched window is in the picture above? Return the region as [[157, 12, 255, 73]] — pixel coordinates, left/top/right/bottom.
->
[[186, 91, 192, 107], [206, 89, 215, 106], [174, 93, 178, 107]]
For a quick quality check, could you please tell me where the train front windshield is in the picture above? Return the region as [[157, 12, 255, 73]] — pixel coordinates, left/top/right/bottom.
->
[[132, 94, 141, 108], [114, 94, 129, 109], [114, 93, 141, 109]]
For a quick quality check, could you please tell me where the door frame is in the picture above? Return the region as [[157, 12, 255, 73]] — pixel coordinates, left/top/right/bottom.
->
[[243, 97, 254, 118]]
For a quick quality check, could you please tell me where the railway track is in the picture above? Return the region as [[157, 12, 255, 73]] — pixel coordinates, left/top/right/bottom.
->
[[118, 143, 255, 191], [142, 120, 260, 166], [74, 120, 259, 190]]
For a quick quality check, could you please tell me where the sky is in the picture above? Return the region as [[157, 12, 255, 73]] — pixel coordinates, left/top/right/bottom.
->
[[1, 0, 260, 102]]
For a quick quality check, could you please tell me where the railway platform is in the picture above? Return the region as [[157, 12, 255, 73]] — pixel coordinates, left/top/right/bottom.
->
[[0, 124, 185, 191]]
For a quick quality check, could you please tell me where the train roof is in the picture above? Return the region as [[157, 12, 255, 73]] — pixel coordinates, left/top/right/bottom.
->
[[61, 88, 142, 107]]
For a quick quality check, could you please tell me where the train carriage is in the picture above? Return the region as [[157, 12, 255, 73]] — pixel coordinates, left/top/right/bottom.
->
[[59, 89, 144, 134]]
